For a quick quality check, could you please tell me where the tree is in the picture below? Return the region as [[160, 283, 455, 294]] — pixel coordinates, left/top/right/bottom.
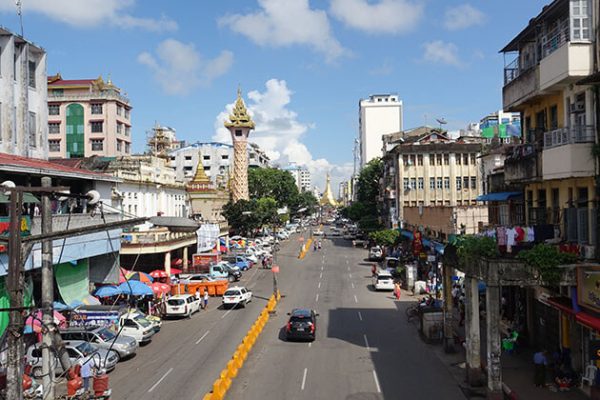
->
[[290, 191, 318, 215], [248, 168, 299, 208], [369, 229, 399, 247], [256, 197, 280, 226], [222, 200, 260, 236], [342, 158, 384, 232]]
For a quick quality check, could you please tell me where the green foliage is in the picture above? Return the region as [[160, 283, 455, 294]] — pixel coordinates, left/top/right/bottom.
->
[[369, 229, 400, 247], [342, 158, 383, 230], [248, 168, 299, 208], [222, 199, 261, 236], [518, 244, 577, 286], [456, 235, 499, 267], [290, 191, 318, 215]]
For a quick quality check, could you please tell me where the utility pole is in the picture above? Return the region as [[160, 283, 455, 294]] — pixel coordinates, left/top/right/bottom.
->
[[41, 177, 55, 398], [6, 189, 24, 400]]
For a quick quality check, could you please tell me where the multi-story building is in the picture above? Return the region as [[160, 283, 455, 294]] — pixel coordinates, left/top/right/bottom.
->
[[381, 127, 487, 236], [0, 28, 48, 159], [359, 93, 403, 166], [500, 0, 597, 248], [170, 141, 270, 185], [338, 180, 352, 207], [46, 74, 132, 158], [283, 164, 311, 192]]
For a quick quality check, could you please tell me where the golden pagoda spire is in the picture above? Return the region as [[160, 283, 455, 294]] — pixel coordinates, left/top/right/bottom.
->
[[191, 159, 210, 184], [320, 173, 338, 207], [224, 87, 255, 129], [186, 156, 214, 193]]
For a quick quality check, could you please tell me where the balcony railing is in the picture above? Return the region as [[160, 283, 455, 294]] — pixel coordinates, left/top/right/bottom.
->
[[543, 125, 595, 148], [48, 90, 130, 104], [121, 229, 195, 245]]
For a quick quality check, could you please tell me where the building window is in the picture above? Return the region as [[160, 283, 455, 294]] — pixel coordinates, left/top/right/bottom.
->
[[28, 112, 36, 148], [429, 154, 435, 165], [430, 177, 435, 190], [221, 155, 229, 160], [418, 177, 424, 190], [125, 142, 130, 154], [470, 153, 477, 164], [443, 154, 449, 165], [91, 121, 103, 133], [463, 177, 469, 189], [410, 155, 416, 166], [417, 155, 423, 166], [204, 166, 211, 171], [125, 109, 130, 119], [116, 140, 122, 152], [48, 140, 60, 152], [410, 178, 417, 190], [436, 154, 442, 165], [185, 156, 192, 161], [436, 177, 443, 189], [116, 104, 123, 116], [28, 61, 36, 88], [403, 155, 409, 166], [235, 129, 242, 137], [116, 123, 123, 134], [456, 177, 462, 190], [444, 177, 450, 189], [125, 126, 130, 136], [470, 177, 477, 189], [456, 154, 461, 165], [403, 178, 409, 191], [48, 122, 60, 134], [571, 0, 591, 41], [91, 103, 103, 115], [463, 154, 469, 165], [91, 139, 103, 151], [203, 155, 210, 160], [48, 104, 60, 116]]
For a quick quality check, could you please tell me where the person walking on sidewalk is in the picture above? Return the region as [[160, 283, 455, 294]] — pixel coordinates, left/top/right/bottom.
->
[[533, 349, 548, 387], [203, 290, 209, 310], [393, 282, 401, 300]]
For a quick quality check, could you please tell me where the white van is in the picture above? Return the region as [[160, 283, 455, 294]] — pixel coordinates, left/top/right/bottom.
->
[[165, 294, 201, 318], [372, 271, 395, 291], [119, 313, 155, 344]]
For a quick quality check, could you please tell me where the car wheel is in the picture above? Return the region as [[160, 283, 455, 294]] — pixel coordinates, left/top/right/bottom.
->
[[114, 352, 122, 363]]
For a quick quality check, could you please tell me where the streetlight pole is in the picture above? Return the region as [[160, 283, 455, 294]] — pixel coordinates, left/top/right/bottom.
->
[[41, 177, 55, 398]]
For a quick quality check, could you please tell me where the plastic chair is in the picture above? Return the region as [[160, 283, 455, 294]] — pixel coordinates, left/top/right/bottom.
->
[[581, 364, 597, 386]]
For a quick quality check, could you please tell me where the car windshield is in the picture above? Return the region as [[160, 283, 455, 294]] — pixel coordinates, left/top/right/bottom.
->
[[224, 290, 240, 296], [168, 299, 185, 306], [135, 317, 152, 328], [75, 342, 95, 355], [97, 328, 116, 341]]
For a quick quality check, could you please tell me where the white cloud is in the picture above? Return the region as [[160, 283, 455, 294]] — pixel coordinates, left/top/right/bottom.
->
[[0, 0, 178, 32], [422, 40, 463, 67], [330, 0, 423, 34], [443, 4, 485, 31], [213, 79, 351, 191], [218, 0, 346, 63], [138, 39, 233, 95]]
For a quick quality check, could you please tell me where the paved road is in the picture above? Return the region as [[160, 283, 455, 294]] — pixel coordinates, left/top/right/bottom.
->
[[227, 229, 467, 400]]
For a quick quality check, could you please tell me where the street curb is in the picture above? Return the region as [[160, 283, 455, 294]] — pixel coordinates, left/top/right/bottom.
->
[[202, 293, 279, 400]]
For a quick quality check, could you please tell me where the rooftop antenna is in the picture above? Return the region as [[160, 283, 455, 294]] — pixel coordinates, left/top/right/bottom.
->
[[436, 117, 447, 131], [15, 0, 23, 36]]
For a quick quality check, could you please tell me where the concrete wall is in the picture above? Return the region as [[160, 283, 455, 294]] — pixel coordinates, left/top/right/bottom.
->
[[404, 205, 488, 235], [542, 143, 595, 180], [540, 43, 593, 91]]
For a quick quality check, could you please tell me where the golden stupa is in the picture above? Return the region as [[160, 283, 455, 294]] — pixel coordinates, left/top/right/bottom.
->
[[320, 174, 338, 207]]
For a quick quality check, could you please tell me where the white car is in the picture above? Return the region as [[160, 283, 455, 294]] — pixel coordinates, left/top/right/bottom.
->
[[369, 246, 383, 260], [222, 286, 252, 308], [373, 271, 395, 291], [313, 230, 324, 236], [166, 294, 201, 318]]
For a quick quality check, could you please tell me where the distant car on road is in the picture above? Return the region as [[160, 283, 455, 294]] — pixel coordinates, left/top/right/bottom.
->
[[285, 308, 318, 341], [222, 286, 252, 308], [313, 230, 324, 236], [369, 246, 383, 261], [373, 270, 395, 291]]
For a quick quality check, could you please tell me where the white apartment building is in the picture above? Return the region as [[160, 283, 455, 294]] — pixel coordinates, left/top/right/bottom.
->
[[0, 28, 48, 159], [359, 93, 403, 167], [283, 164, 311, 192], [170, 141, 270, 185]]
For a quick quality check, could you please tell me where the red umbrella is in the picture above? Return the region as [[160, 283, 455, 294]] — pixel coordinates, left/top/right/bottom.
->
[[170, 268, 182, 275], [149, 270, 169, 279], [149, 282, 171, 295]]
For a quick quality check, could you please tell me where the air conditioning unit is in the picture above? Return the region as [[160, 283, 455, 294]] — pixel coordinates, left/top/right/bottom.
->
[[570, 102, 585, 113], [583, 245, 596, 259]]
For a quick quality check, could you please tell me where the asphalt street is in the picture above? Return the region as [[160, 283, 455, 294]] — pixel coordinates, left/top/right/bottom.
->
[[110, 228, 467, 399]]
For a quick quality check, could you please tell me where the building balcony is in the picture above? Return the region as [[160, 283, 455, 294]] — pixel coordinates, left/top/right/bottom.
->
[[503, 144, 542, 184], [539, 41, 592, 91], [542, 126, 595, 180], [48, 91, 130, 105], [503, 63, 539, 110], [120, 228, 197, 254]]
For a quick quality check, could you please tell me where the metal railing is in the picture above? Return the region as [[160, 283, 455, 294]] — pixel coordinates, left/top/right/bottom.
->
[[48, 90, 130, 104], [121, 229, 195, 245], [543, 125, 595, 148], [542, 24, 569, 59]]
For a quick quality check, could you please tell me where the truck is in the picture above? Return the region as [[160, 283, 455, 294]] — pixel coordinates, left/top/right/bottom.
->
[[181, 262, 237, 282]]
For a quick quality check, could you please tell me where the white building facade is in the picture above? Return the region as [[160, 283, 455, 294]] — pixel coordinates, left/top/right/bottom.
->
[[359, 94, 403, 167], [0, 28, 48, 159], [283, 164, 311, 192]]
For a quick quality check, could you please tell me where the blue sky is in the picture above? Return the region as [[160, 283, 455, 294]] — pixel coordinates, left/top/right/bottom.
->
[[0, 0, 549, 190]]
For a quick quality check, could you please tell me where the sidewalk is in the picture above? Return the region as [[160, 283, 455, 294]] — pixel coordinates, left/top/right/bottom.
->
[[401, 296, 589, 399]]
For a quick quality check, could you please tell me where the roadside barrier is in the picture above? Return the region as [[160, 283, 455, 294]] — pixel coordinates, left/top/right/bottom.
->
[[203, 293, 279, 399], [298, 238, 313, 259]]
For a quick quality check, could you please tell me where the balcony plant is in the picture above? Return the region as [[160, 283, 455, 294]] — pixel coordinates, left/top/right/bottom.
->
[[517, 244, 577, 286], [456, 235, 498, 268]]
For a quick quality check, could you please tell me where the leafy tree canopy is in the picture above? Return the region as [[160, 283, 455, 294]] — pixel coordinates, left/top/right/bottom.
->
[[248, 168, 299, 208]]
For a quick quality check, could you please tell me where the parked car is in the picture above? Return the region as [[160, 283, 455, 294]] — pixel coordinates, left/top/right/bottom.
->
[[222, 286, 253, 308], [285, 308, 318, 341], [26, 340, 118, 377], [219, 262, 242, 281], [119, 313, 156, 344], [59, 326, 138, 361], [369, 246, 383, 261], [313, 230, 324, 236], [372, 270, 395, 291], [165, 294, 201, 318]]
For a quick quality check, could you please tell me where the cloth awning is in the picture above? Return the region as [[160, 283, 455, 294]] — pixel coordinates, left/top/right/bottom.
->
[[0, 192, 40, 203], [476, 192, 522, 202], [576, 313, 600, 332], [546, 297, 578, 316]]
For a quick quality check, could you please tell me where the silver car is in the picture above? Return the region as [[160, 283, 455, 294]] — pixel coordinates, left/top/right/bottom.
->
[[26, 340, 119, 377], [60, 326, 138, 361]]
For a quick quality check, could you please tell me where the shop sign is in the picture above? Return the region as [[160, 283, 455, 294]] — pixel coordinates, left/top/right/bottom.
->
[[0, 216, 31, 252], [577, 267, 600, 313], [412, 231, 423, 255]]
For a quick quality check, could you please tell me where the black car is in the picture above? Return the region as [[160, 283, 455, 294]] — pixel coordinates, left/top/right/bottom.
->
[[285, 308, 318, 341]]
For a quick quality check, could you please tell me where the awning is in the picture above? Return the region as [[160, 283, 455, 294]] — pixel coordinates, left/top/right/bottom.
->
[[0, 192, 40, 203], [476, 192, 522, 202], [149, 216, 200, 232], [546, 297, 578, 316], [576, 313, 600, 332]]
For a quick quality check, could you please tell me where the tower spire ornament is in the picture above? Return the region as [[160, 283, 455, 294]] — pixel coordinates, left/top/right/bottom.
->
[[320, 173, 338, 207], [224, 88, 255, 202]]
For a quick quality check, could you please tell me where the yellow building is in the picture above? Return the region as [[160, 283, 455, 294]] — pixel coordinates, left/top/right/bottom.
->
[[501, 0, 597, 250]]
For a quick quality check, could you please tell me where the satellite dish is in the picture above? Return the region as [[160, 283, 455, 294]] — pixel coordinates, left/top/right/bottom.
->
[[1, 180, 15, 196], [436, 118, 447, 125], [86, 190, 101, 205], [57, 190, 70, 202]]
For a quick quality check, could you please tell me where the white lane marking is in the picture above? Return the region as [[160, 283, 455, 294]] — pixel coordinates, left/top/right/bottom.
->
[[346, 260, 349, 264], [351, 282, 355, 289], [354, 295, 358, 303], [372, 370, 381, 393], [221, 307, 235, 319], [347, 266, 350, 271], [318, 281, 321, 289], [301, 368, 308, 390], [195, 331, 210, 345], [308, 342, 312, 348], [363, 334, 370, 350], [321, 265, 324, 271], [357, 311, 363, 321], [148, 367, 173, 393], [315, 293, 319, 302], [319, 272, 323, 279], [349, 273, 352, 278]]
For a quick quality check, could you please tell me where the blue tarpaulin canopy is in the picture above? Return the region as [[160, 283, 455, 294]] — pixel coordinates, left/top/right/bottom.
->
[[118, 280, 154, 297], [95, 285, 124, 298], [476, 192, 522, 202]]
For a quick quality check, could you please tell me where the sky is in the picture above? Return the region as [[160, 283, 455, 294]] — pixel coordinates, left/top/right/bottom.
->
[[0, 0, 550, 192]]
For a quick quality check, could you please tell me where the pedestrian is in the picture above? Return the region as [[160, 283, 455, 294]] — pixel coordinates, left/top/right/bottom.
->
[[195, 288, 201, 303], [393, 282, 401, 300], [313, 241, 317, 251], [533, 349, 548, 387], [371, 264, 377, 278], [80, 353, 96, 394], [262, 257, 267, 269], [318, 240, 322, 250], [203, 290, 209, 310]]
